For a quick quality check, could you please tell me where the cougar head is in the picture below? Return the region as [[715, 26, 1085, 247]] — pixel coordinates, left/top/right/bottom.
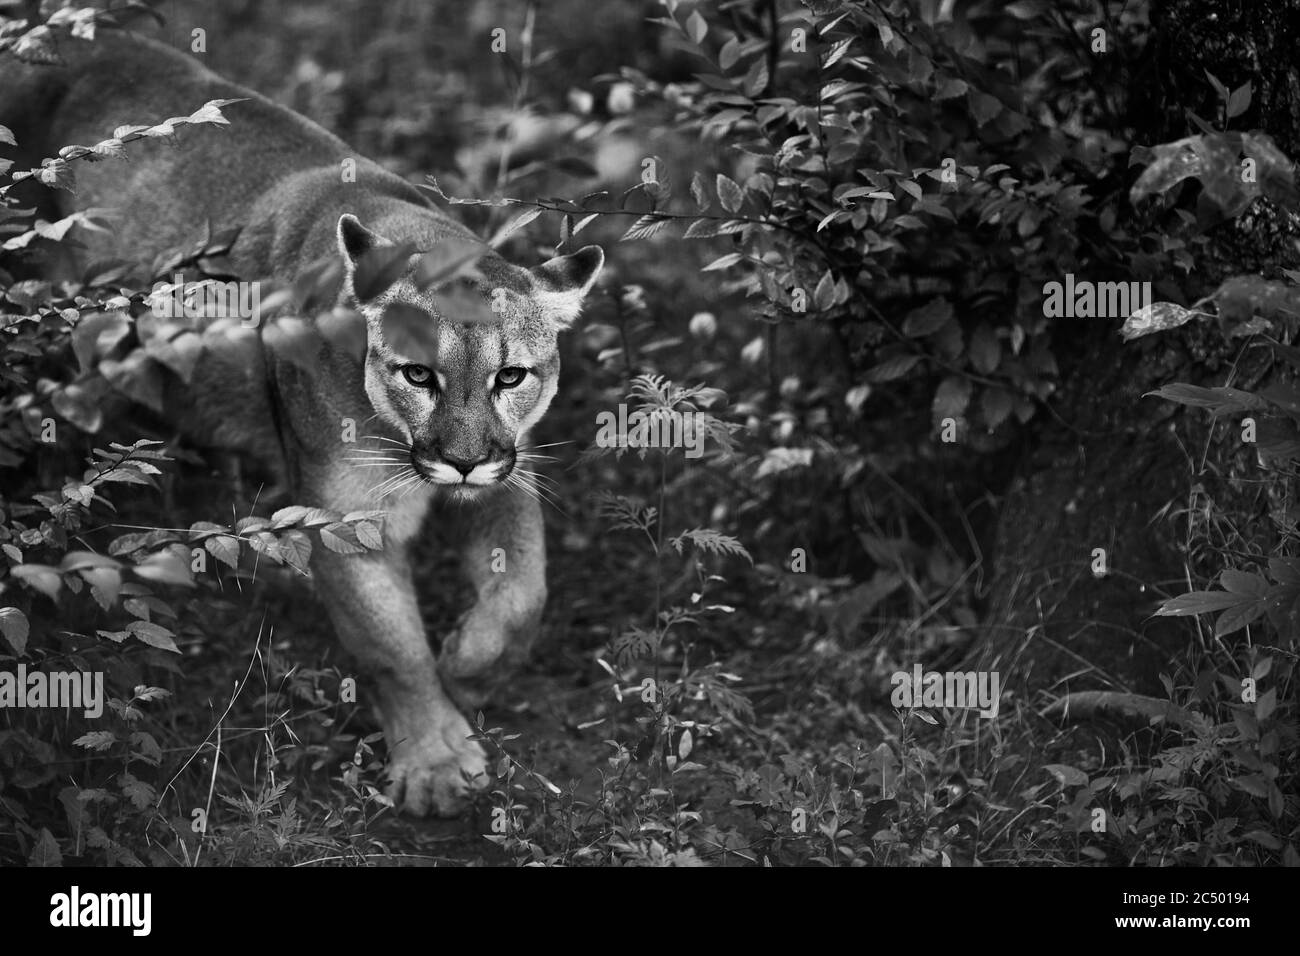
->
[[336, 214, 603, 495]]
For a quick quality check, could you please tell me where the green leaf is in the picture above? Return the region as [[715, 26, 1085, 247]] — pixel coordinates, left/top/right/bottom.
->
[[133, 552, 194, 588], [902, 297, 953, 337], [822, 38, 852, 69], [1227, 82, 1252, 119], [1147, 384, 1264, 415], [813, 271, 836, 311], [716, 174, 745, 213], [969, 323, 1001, 373], [1156, 590, 1250, 616], [755, 447, 813, 479], [27, 828, 62, 868], [352, 521, 383, 550], [10, 564, 62, 601], [718, 36, 742, 71], [1044, 764, 1088, 787], [981, 388, 1014, 430], [1129, 137, 1202, 203], [299, 508, 340, 527], [1255, 687, 1277, 722], [489, 207, 542, 248], [320, 523, 366, 555], [205, 535, 240, 569], [932, 375, 972, 420], [74, 731, 118, 752], [277, 529, 313, 573], [621, 214, 673, 241], [1233, 773, 1269, 798], [270, 506, 313, 528], [247, 531, 278, 558], [118, 772, 155, 810], [1221, 569, 1268, 597], [1119, 301, 1206, 342], [967, 91, 1002, 126], [865, 353, 922, 383], [686, 10, 708, 45], [669, 528, 752, 563], [186, 98, 246, 126], [702, 252, 744, 272], [0, 607, 30, 655], [352, 241, 418, 300], [128, 620, 180, 654]]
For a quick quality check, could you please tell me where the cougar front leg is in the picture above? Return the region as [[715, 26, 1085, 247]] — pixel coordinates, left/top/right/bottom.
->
[[437, 487, 547, 706], [312, 546, 487, 816]]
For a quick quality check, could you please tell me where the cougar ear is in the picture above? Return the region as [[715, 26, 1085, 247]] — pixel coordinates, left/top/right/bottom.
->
[[530, 245, 604, 328], [336, 214, 390, 270]]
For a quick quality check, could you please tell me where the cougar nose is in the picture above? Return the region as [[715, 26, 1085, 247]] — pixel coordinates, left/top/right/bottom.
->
[[441, 450, 489, 476]]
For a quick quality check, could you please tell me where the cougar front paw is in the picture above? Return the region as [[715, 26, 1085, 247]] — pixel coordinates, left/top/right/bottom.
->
[[439, 625, 513, 710], [439, 606, 539, 696], [385, 713, 488, 817]]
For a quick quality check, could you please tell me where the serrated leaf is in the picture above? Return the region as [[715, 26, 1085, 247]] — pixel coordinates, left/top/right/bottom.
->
[[247, 531, 280, 561], [1119, 301, 1205, 341], [27, 828, 62, 867], [669, 528, 752, 564], [716, 174, 745, 213], [353, 520, 383, 550], [702, 252, 744, 272], [690, 171, 709, 211], [128, 620, 179, 653], [118, 772, 155, 810], [205, 535, 240, 569], [320, 524, 366, 555], [277, 529, 312, 573], [74, 731, 118, 752], [620, 215, 672, 241], [270, 505, 313, 528], [299, 508, 339, 527], [489, 207, 542, 248]]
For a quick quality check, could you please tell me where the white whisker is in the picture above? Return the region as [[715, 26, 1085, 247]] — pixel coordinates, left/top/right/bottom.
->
[[507, 470, 567, 518], [369, 469, 416, 499], [361, 435, 412, 448]]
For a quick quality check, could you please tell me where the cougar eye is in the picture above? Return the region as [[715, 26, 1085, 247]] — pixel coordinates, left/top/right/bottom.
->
[[401, 364, 435, 388], [496, 367, 527, 389]]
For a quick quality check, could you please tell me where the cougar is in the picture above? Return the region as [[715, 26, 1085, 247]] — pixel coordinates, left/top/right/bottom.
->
[[0, 29, 603, 816]]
